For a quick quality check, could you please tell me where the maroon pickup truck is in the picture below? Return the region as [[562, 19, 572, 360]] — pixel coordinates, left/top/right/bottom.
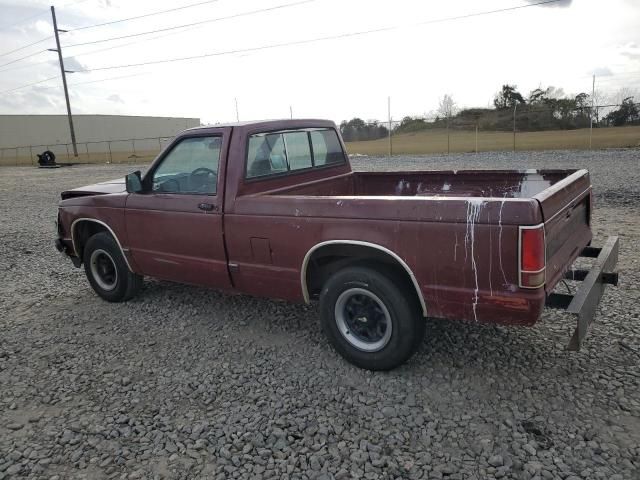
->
[[55, 119, 618, 370]]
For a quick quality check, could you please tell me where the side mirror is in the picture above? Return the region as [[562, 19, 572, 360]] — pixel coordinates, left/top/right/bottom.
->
[[125, 171, 143, 193]]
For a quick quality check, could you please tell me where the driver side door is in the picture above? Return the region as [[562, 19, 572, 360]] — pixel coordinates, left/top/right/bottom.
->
[[125, 131, 232, 290]]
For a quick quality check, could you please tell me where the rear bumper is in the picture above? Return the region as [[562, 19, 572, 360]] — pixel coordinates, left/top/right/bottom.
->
[[546, 236, 619, 350]]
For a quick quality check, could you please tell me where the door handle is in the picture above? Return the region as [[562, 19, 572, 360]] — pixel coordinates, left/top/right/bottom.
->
[[198, 203, 217, 212]]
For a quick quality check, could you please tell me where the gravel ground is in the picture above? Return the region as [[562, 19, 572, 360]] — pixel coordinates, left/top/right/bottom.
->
[[0, 149, 639, 480]]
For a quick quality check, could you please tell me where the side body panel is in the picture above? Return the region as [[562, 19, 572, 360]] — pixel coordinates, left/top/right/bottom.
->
[[224, 195, 545, 325]]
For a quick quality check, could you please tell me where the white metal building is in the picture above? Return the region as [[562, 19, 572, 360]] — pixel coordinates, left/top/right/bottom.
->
[[0, 114, 200, 149]]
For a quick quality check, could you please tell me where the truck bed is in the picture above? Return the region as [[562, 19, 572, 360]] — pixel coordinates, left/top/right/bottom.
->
[[270, 168, 577, 199]]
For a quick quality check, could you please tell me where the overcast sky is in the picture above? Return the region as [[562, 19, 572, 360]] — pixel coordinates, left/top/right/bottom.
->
[[0, 0, 638, 124]]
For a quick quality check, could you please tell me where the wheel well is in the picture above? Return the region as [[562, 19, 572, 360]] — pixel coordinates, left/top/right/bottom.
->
[[73, 221, 110, 260], [304, 243, 426, 316]]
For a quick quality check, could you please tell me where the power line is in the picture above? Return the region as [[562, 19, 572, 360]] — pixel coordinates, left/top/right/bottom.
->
[[62, 0, 317, 48], [0, 49, 48, 69], [0, 71, 150, 95], [0, 35, 53, 59], [55, 2, 240, 62], [0, 21, 202, 74], [0, 30, 187, 73], [0, 56, 54, 74], [66, 24, 203, 61], [75, 0, 564, 73], [0, 75, 59, 95], [68, 0, 223, 32], [0, 0, 565, 98], [77, 30, 389, 72]]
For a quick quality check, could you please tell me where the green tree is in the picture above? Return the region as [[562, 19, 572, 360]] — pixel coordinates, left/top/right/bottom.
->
[[494, 84, 526, 109], [339, 118, 388, 141], [605, 97, 639, 126]]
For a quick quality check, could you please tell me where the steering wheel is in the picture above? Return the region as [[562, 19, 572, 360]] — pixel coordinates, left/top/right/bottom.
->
[[188, 167, 217, 192]]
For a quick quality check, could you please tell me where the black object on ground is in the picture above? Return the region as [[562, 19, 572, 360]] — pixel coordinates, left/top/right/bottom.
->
[[36, 150, 74, 168]]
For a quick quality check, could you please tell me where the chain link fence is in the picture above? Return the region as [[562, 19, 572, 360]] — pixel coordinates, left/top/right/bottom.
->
[[1, 102, 639, 166], [0, 136, 175, 167], [342, 102, 640, 156]]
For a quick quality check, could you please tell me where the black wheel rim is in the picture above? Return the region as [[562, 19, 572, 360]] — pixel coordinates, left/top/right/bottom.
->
[[334, 288, 392, 352], [89, 249, 118, 291]]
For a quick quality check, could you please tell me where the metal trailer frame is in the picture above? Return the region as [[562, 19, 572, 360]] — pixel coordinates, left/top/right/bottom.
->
[[546, 236, 619, 350]]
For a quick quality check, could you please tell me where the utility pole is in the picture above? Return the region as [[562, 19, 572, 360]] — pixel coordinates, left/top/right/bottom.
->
[[590, 74, 595, 149], [512, 103, 517, 153], [475, 119, 478, 154], [387, 96, 392, 160], [50, 5, 77, 157], [446, 114, 450, 155], [234, 97, 239, 122], [289, 105, 293, 119]]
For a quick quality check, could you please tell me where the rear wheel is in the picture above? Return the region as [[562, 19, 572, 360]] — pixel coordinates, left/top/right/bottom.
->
[[319, 265, 425, 370], [83, 232, 142, 302]]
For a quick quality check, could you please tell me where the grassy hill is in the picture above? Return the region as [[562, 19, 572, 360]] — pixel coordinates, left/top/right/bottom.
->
[[345, 125, 640, 155]]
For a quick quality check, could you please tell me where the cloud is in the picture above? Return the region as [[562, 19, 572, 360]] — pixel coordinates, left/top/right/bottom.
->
[[620, 43, 640, 61], [0, 85, 64, 114], [591, 67, 613, 77], [62, 56, 89, 73], [107, 94, 124, 104], [33, 19, 51, 35], [525, 0, 572, 7]]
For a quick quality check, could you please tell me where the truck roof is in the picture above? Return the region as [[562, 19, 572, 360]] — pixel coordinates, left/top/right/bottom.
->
[[184, 119, 336, 131]]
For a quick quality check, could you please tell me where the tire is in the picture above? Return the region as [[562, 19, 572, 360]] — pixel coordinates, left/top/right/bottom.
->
[[319, 265, 425, 370], [83, 232, 142, 302]]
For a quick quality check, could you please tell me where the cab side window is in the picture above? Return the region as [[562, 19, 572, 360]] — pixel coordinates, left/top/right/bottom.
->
[[152, 136, 220, 194], [283, 131, 312, 171], [310, 129, 343, 166], [246, 134, 287, 178], [246, 128, 344, 179]]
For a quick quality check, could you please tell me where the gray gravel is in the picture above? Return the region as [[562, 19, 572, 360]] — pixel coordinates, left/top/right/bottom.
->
[[1, 148, 639, 479]]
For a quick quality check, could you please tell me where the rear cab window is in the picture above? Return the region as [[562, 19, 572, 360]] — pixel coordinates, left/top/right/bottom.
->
[[246, 128, 345, 179]]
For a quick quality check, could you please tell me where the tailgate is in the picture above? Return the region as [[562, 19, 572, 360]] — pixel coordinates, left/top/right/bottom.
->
[[534, 169, 592, 293]]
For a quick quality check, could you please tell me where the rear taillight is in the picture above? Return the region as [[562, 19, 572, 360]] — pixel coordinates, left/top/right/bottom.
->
[[519, 224, 546, 289]]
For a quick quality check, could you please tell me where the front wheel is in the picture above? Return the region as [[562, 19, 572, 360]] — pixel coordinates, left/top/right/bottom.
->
[[83, 232, 142, 302], [319, 265, 425, 370]]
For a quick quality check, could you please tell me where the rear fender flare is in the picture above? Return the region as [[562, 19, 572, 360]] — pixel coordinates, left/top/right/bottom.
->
[[300, 240, 427, 317]]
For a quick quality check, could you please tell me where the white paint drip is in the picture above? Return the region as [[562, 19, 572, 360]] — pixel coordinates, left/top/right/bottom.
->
[[465, 199, 484, 322], [488, 216, 493, 297], [396, 180, 411, 195], [498, 194, 508, 286], [454, 232, 459, 261]]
